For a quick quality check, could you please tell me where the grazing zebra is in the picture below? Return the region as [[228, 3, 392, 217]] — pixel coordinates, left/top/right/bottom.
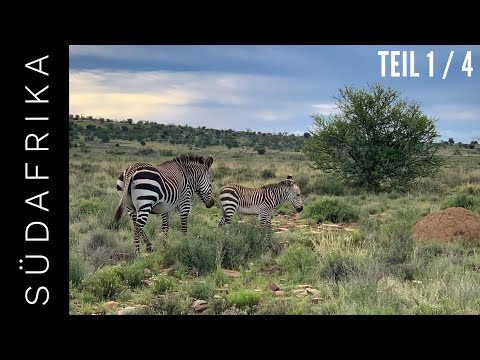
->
[[114, 155, 214, 254], [218, 175, 303, 227]]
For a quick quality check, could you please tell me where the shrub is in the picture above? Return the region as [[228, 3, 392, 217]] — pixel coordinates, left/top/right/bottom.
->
[[188, 281, 215, 300], [69, 254, 86, 287], [443, 193, 480, 213], [228, 290, 261, 310], [302, 197, 359, 223], [319, 253, 365, 283], [152, 275, 176, 294], [82, 267, 125, 300], [260, 168, 276, 179], [278, 244, 319, 282], [165, 236, 219, 275], [118, 262, 145, 288]]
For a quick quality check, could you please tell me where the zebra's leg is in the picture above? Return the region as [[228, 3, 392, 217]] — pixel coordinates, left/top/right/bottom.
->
[[161, 212, 169, 247], [134, 205, 153, 253], [178, 203, 190, 234], [259, 205, 273, 228], [127, 207, 153, 252], [218, 203, 236, 227]]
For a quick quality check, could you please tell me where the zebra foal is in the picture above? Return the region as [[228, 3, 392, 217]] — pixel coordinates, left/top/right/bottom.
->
[[114, 155, 214, 254], [218, 175, 303, 227]]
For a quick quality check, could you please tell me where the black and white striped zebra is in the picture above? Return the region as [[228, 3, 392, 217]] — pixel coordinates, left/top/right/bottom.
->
[[114, 155, 214, 254], [218, 175, 303, 227]]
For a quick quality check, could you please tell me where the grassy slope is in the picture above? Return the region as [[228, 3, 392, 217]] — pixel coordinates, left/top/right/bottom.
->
[[69, 139, 480, 315]]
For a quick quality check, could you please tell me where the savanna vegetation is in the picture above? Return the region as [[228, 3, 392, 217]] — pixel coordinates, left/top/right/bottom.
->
[[70, 136, 480, 315]]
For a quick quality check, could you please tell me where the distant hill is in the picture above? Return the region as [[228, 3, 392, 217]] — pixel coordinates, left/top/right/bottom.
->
[[69, 115, 309, 152]]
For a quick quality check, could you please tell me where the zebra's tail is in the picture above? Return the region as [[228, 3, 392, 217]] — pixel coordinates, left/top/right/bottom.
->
[[114, 167, 132, 223], [114, 197, 124, 223]]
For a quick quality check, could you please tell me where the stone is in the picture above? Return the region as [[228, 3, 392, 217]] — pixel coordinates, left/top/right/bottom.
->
[[306, 288, 321, 296], [104, 301, 118, 310], [267, 282, 280, 291], [297, 284, 312, 289], [192, 300, 209, 312], [143, 268, 152, 277], [273, 290, 286, 297], [293, 289, 308, 296], [311, 297, 322, 304], [222, 269, 241, 277], [117, 306, 138, 315]]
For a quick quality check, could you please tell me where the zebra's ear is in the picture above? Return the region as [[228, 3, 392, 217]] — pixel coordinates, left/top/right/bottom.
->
[[205, 155, 214, 169], [287, 175, 293, 180], [286, 178, 294, 187]]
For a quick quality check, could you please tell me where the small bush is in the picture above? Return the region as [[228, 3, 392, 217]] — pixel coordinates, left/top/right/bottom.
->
[[82, 267, 125, 300], [319, 253, 365, 283], [69, 254, 86, 287], [257, 147, 266, 155], [209, 269, 230, 287], [302, 197, 359, 223], [136, 147, 154, 155], [166, 236, 218, 275], [118, 262, 145, 288], [228, 290, 261, 310], [152, 275, 176, 294], [278, 244, 319, 282], [443, 193, 480, 212], [260, 168, 276, 179], [188, 281, 215, 300]]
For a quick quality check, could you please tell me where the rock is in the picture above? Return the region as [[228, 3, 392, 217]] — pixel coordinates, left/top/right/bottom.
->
[[192, 300, 209, 312], [319, 224, 343, 230], [222, 269, 241, 277], [277, 227, 289, 232], [296, 284, 312, 289], [344, 227, 356, 232], [143, 268, 152, 277], [213, 295, 223, 299], [117, 307, 138, 315], [273, 290, 286, 297], [142, 279, 153, 286], [297, 225, 308, 228], [254, 289, 262, 292], [311, 297, 322, 304], [306, 288, 321, 296], [293, 289, 308, 296], [267, 282, 280, 291], [104, 301, 118, 310]]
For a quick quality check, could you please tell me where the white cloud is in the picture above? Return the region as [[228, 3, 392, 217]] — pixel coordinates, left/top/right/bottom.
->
[[69, 69, 313, 131], [311, 103, 339, 115]]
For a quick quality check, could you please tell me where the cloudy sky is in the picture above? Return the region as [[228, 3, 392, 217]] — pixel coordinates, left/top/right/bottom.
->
[[69, 45, 479, 143]]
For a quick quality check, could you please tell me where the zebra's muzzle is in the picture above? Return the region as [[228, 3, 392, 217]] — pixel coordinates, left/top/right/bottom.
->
[[205, 199, 214, 208], [296, 206, 303, 212]]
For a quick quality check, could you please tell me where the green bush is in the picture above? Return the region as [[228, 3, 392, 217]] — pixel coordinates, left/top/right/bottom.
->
[[152, 275, 176, 294], [319, 253, 365, 283], [69, 254, 86, 287], [278, 244, 319, 282], [443, 193, 480, 213], [82, 267, 125, 300], [166, 236, 219, 275], [302, 197, 359, 223], [228, 290, 261, 310], [188, 281, 215, 300], [260, 168, 276, 179], [118, 262, 145, 288]]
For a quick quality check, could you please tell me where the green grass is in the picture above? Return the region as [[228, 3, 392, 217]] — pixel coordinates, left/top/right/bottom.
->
[[69, 139, 480, 315]]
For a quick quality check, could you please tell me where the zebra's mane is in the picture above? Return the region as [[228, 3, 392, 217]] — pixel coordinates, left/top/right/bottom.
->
[[174, 154, 209, 165], [261, 180, 290, 189]]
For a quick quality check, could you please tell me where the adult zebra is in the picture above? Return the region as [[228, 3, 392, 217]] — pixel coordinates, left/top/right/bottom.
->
[[218, 175, 303, 227], [115, 155, 214, 254]]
